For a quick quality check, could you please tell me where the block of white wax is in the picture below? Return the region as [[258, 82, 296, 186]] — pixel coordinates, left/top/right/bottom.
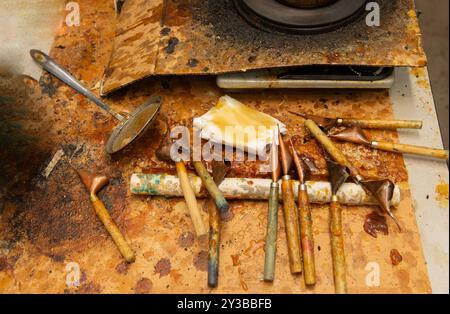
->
[[193, 95, 287, 153]]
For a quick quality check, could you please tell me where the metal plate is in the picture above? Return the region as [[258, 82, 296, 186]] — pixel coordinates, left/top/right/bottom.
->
[[237, 0, 367, 28], [101, 0, 426, 95]]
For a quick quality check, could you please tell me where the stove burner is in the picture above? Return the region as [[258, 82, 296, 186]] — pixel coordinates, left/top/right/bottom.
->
[[234, 0, 368, 34]]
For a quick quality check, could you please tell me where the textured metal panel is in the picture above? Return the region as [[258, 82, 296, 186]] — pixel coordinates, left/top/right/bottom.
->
[[101, 0, 426, 95]]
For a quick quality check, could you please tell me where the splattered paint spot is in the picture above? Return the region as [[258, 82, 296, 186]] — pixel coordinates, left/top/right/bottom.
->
[[390, 249, 403, 266], [115, 261, 130, 275], [231, 254, 240, 266], [154, 258, 171, 278], [363, 212, 389, 238], [193, 251, 208, 272], [187, 59, 199, 67], [165, 37, 179, 54], [178, 231, 195, 248], [135, 278, 153, 294], [435, 182, 449, 208]]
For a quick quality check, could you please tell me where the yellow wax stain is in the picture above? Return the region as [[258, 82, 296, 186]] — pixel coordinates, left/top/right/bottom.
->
[[435, 182, 449, 208]]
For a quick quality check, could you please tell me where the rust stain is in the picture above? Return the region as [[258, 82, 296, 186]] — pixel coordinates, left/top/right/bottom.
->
[[154, 258, 171, 277], [134, 278, 153, 294], [363, 212, 389, 238], [193, 251, 208, 272], [390, 249, 403, 266]]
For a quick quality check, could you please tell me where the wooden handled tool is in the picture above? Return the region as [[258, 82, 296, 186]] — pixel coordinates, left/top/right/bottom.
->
[[264, 133, 280, 282], [77, 170, 135, 263], [207, 160, 231, 288], [372, 141, 449, 160], [289, 112, 423, 130], [176, 161, 207, 237], [291, 140, 316, 286], [279, 131, 302, 274], [193, 161, 230, 219], [329, 199, 347, 294], [326, 159, 349, 294], [330, 126, 449, 160], [156, 131, 206, 238], [305, 119, 401, 229]]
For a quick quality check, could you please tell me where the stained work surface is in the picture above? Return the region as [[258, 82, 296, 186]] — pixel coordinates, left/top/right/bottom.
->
[[101, 0, 427, 95], [0, 0, 431, 293]]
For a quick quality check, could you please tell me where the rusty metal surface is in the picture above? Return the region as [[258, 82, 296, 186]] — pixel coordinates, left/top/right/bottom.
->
[[101, 0, 426, 95], [0, 0, 431, 293]]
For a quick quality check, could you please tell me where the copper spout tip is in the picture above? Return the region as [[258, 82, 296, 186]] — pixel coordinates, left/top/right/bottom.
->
[[289, 138, 305, 184], [77, 169, 109, 195], [278, 129, 292, 176]]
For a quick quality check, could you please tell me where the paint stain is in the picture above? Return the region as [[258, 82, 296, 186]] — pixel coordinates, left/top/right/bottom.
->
[[154, 258, 171, 278], [390, 249, 403, 266], [178, 231, 195, 248], [238, 267, 248, 291], [243, 239, 265, 257], [164, 37, 179, 54], [435, 182, 449, 208], [363, 212, 389, 238], [115, 261, 130, 275], [134, 278, 153, 294], [231, 254, 241, 266], [193, 251, 208, 272]]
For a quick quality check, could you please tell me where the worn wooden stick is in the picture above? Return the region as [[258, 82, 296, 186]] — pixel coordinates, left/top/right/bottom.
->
[[282, 178, 303, 274], [290, 140, 315, 285], [77, 170, 135, 263], [330, 198, 347, 294], [279, 131, 302, 274], [372, 141, 449, 160], [338, 118, 423, 130], [290, 112, 423, 130], [264, 134, 280, 282], [305, 119, 359, 177], [297, 185, 316, 285], [207, 197, 221, 288], [176, 161, 207, 237], [193, 161, 230, 219]]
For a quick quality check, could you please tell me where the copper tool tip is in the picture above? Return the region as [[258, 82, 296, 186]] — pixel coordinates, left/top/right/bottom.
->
[[77, 169, 109, 195], [288, 111, 307, 119], [329, 125, 371, 146], [278, 129, 292, 176], [289, 139, 305, 184]]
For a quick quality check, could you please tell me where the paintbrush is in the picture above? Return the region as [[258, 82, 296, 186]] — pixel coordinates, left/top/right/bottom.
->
[[264, 130, 280, 282], [77, 169, 135, 263], [330, 125, 449, 160], [279, 130, 303, 274], [305, 119, 401, 230], [289, 112, 423, 130], [290, 139, 316, 286], [326, 159, 349, 294], [206, 160, 231, 288], [193, 161, 230, 219]]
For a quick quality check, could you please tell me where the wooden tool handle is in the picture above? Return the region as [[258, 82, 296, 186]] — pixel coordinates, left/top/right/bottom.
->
[[90, 195, 135, 263], [281, 178, 302, 274], [264, 183, 280, 282], [342, 119, 423, 130], [305, 120, 360, 177], [298, 187, 316, 286], [329, 200, 347, 294], [207, 198, 221, 288], [374, 141, 449, 160], [193, 161, 230, 218], [176, 162, 207, 237]]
